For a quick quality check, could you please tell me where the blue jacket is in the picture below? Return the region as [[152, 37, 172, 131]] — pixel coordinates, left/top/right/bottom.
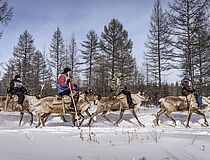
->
[[57, 74, 70, 94]]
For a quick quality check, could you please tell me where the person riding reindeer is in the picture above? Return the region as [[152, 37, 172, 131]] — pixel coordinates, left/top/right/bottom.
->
[[7, 74, 29, 111], [111, 72, 136, 109], [181, 75, 194, 96], [57, 67, 79, 112], [181, 74, 207, 110]]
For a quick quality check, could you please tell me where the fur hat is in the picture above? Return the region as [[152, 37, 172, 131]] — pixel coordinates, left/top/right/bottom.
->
[[62, 67, 71, 74], [15, 74, 21, 79]]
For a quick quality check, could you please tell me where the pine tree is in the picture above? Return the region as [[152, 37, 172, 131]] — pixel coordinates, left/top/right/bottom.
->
[[48, 27, 65, 88], [81, 30, 99, 87], [12, 30, 36, 86], [30, 50, 49, 95], [0, 59, 15, 95], [100, 18, 133, 80], [39, 48, 54, 96], [93, 53, 110, 95]]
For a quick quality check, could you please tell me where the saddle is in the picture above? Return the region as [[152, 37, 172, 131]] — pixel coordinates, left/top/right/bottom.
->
[[54, 95, 71, 105], [110, 95, 124, 100], [8, 95, 18, 102]]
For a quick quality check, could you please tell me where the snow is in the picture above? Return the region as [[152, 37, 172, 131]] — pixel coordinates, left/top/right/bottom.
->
[[0, 107, 210, 160]]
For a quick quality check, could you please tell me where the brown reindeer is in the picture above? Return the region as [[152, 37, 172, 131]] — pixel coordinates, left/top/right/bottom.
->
[[27, 95, 75, 128], [0, 95, 33, 126], [156, 94, 210, 127], [88, 92, 150, 127], [27, 90, 99, 128]]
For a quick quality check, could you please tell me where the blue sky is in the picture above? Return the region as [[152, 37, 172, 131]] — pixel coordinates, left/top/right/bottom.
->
[[0, 0, 175, 81]]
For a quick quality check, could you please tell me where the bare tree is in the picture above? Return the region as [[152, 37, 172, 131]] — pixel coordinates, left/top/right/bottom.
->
[[0, 0, 13, 38], [192, 1, 210, 94], [167, 0, 208, 83], [65, 34, 80, 79], [144, 0, 173, 99]]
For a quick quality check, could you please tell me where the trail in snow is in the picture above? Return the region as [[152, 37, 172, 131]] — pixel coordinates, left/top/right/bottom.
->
[[0, 107, 210, 160]]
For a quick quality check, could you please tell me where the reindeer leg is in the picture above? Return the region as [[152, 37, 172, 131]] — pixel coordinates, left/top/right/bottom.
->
[[194, 110, 209, 126], [61, 115, 67, 122], [78, 113, 85, 127], [19, 112, 24, 127], [114, 110, 125, 126], [69, 113, 76, 127], [40, 115, 45, 128], [129, 108, 144, 127], [35, 113, 41, 128], [28, 112, 33, 126], [43, 113, 49, 123], [85, 109, 91, 118], [186, 112, 192, 128], [156, 109, 166, 126], [101, 111, 113, 124], [88, 111, 101, 127], [165, 111, 176, 126]]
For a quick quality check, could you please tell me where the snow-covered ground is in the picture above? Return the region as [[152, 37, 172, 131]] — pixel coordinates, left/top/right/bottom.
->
[[0, 107, 210, 160]]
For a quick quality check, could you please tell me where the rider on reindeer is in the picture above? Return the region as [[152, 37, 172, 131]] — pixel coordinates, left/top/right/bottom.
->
[[7, 74, 29, 111], [181, 74, 207, 110], [111, 72, 136, 109], [57, 67, 79, 111]]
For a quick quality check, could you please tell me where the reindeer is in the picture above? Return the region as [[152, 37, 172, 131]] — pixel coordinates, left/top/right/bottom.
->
[[156, 94, 210, 127], [0, 95, 33, 126], [27, 90, 99, 128], [88, 92, 150, 127], [26, 95, 76, 128]]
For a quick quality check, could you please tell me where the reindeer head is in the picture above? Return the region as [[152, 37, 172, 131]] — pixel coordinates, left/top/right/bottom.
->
[[84, 90, 101, 104], [136, 91, 151, 101]]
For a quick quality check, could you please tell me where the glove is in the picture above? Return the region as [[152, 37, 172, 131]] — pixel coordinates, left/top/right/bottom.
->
[[25, 90, 30, 95]]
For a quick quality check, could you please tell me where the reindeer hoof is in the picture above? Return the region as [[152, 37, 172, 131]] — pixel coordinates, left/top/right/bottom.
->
[[204, 122, 209, 126], [140, 124, 145, 127], [186, 125, 190, 128], [114, 123, 118, 127]]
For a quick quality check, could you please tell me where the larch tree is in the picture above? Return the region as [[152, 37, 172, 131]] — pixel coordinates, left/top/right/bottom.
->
[[0, 0, 13, 39], [65, 34, 80, 79], [167, 0, 208, 83], [144, 0, 173, 98], [30, 50, 49, 95], [100, 18, 133, 80], [81, 30, 99, 87], [48, 27, 65, 88], [0, 58, 15, 94], [12, 30, 36, 87], [192, 1, 210, 94]]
